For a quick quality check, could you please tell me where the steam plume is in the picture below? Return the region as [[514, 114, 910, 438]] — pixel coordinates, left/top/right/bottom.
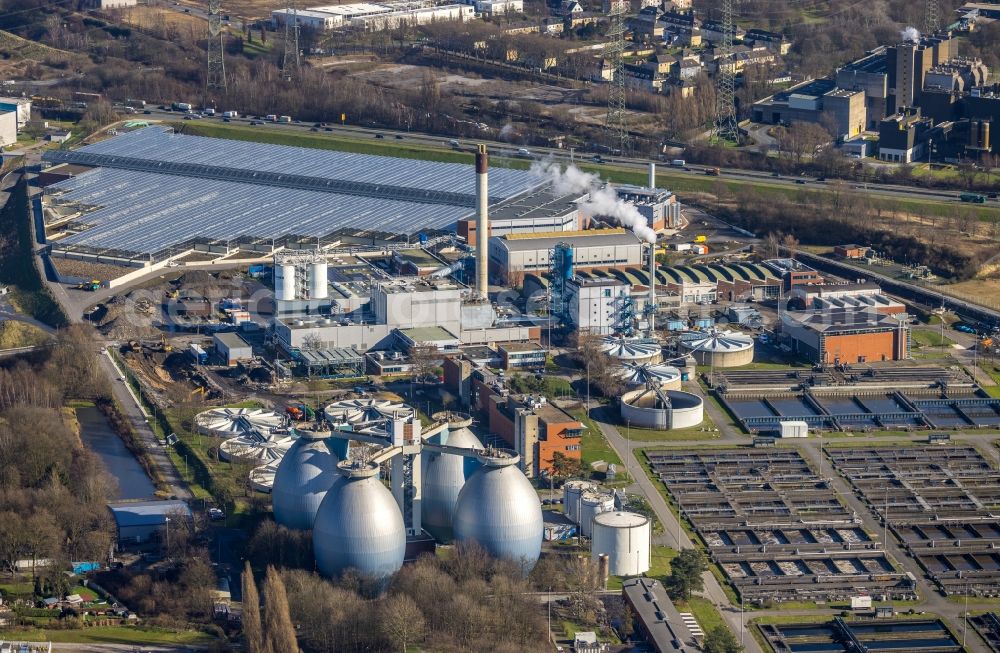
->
[[901, 26, 920, 43], [530, 160, 657, 243]]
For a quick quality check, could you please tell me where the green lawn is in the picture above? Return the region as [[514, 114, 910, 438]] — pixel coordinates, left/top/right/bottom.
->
[[623, 416, 720, 442], [677, 596, 726, 634], [0, 581, 34, 598], [0, 626, 216, 645], [606, 545, 677, 591], [911, 329, 955, 348], [69, 585, 98, 602], [571, 408, 624, 471]]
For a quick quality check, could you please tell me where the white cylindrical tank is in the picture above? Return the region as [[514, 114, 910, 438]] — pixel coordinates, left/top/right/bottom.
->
[[310, 260, 328, 300], [579, 491, 615, 537], [591, 511, 651, 576], [275, 263, 296, 301], [563, 479, 595, 525]]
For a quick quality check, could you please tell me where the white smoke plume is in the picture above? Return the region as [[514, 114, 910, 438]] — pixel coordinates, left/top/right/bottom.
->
[[529, 160, 657, 243], [499, 124, 517, 142], [901, 26, 920, 43]]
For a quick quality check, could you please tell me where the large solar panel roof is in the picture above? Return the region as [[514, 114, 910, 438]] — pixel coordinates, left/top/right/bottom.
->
[[43, 126, 541, 258]]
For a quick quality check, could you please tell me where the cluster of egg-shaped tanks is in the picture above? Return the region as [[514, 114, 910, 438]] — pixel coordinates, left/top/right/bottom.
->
[[269, 409, 543, 581]]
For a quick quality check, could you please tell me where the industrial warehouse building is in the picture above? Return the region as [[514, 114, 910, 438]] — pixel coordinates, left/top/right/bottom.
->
[[272, 1, 475, 31], [488, 229, 644, 282], [40, 127, 544, 265], [108, 500, 192, 547], [214, 332, 253, 366], [781, 309, 910, 364]]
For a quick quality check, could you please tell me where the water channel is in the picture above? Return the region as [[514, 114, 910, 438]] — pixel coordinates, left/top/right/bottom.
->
[[76, 405, 156, 500]]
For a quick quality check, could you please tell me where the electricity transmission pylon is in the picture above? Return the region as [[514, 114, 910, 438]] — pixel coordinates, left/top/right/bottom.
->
[[281, 3, 300, 81], [604, 0, 630, 155], [206, 0, 226, 92], [712, 0, 739, 143], [924, 0, 938, 35]]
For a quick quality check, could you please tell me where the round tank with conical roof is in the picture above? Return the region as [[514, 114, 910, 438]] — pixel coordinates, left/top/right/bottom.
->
[[679, 330, 754, 367], [600, 337, 663, 364], [271, 428, 341, 531], [563, 479, 595, 524], [313, 461, 406, 580], [452, 450, 543, 572], [617, 363, 682, 389], [422, 416, 484, 543], [579, 491, 615, 537]]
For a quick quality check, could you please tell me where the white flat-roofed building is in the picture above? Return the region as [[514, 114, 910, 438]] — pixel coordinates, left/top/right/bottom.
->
[[0, 109, 15, 148], [0, 97, 31, 129], [476, 0, 523, 15], [271, 8, 343, 29], [565, 276, 630, 335], [488, 228, 643, 281]]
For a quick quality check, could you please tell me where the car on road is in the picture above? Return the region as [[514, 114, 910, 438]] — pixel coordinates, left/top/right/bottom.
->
[[771, 171, 780, 177], [395, 134, 404, 139], [592, 154, 604, 163], [250, 120, 261, 125], [324, 127, 333, 131], [795, 179, 807, 184], [517, 148, 532, 157], [374, 133, 384, 138], [208, 508, 226, 521], [816, 176, 826, 182], [143, 110, 151, 114]]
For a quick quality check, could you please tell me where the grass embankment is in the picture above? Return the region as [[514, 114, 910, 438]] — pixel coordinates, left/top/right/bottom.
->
[[0, 178, 69, 328], [0, 320, 49, 349], [0, 626, 215, 645], [571, 407, 625, 473], [910, 329, 955, 348]]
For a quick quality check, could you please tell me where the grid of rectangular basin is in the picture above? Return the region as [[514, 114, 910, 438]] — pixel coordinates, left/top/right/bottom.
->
[[721, 388, 1000, 433], [826, 445, 1000, 596], [759, 618, 962, 653], [971, 612, 1000, 653], [646, 449, 912, 603]]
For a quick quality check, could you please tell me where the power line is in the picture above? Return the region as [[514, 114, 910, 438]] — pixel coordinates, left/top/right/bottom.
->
[[924, 0, 939, 34], [206, 0, 226, 92], [604, 0, 629, 155]]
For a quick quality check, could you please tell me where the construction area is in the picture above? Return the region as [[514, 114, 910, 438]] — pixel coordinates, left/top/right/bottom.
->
[[644, 448, 914, 604], [713, 365, 1000, 433], [826, 445, 1000, 596], [759, 618, 963, 653]]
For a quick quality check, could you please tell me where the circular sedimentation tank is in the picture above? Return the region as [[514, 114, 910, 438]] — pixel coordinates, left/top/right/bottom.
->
[[218, 430, 296, 464], [324, 398, 413, 425], [620, 388, 704, 430], [312, 460, 406, 580], [249, 462, 278, 493], [271, 428, 341, 531], [617, 363, 682, 389], [194, 407, 285, 438], [422, 421, 483, 543], [600, 337, 663, 364], [678, 330, 754, 367], [452, 450, 543, 572], [590, 511, 651, 576]]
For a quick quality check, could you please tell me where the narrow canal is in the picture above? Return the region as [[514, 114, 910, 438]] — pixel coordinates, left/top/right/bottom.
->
[[77, 405, 156, 500]]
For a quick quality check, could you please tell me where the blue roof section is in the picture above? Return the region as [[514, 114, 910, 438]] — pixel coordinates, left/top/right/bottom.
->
[[108, 500, 191, 528]]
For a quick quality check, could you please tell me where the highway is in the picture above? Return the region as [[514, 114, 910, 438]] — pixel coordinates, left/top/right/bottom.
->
[[130, 108, 994, 207]]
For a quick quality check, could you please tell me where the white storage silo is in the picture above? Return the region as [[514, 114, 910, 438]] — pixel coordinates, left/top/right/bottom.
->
[[591, 511, 651, 576], [310, 260, 329, 300], [579, 491, 615, 537], [563, 479, 595, 525], [275, 263, 296, 301]]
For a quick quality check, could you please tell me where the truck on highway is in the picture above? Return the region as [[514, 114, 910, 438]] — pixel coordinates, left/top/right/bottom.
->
[[265, 114, 278, 122], [670, 159, 686, 167], [222, 111, 238, 118], [172, 101, 192, 111], [705, 167, 721, 176], [202, 107, 216, 116], [277, 115, 292, 123], [960, 193, 986, 204]]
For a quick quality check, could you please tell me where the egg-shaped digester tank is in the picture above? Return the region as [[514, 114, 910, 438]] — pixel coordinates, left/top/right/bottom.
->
[[271, 428, 341, 531], [422, 419, 483, 543], [312, 461, 406, 580], [452, 450, 543, 572]]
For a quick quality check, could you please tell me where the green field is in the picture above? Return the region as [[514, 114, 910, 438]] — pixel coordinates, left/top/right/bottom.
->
[[911, 329, 955, 348], [0, 626, 215, 645], [571, 407, 624, 472]]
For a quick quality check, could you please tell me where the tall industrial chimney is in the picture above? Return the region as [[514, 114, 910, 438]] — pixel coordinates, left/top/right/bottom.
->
[[648, 162, 656, 189], [476, 144, 489, 300], [648, 242, 656, 335]]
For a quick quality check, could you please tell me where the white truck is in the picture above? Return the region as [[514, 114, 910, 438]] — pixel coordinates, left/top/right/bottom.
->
[[172, 101, 192, 111], [670, 159, 686, 167], [202, 107, 216, 116], [222, 111, 238, 118]]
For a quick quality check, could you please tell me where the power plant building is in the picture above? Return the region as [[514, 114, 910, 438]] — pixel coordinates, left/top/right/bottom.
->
[[488, 229, 643, 281], [272, 2, 475, 31], [780, 309, 910, 364]]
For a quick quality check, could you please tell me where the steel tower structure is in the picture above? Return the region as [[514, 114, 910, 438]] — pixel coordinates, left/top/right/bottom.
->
[[604, 0, 630, 154], [281, 3, 301, 80], [924, 0, 938, 34], [712, 0, 739, 143], [206, 0, 226, 92]]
